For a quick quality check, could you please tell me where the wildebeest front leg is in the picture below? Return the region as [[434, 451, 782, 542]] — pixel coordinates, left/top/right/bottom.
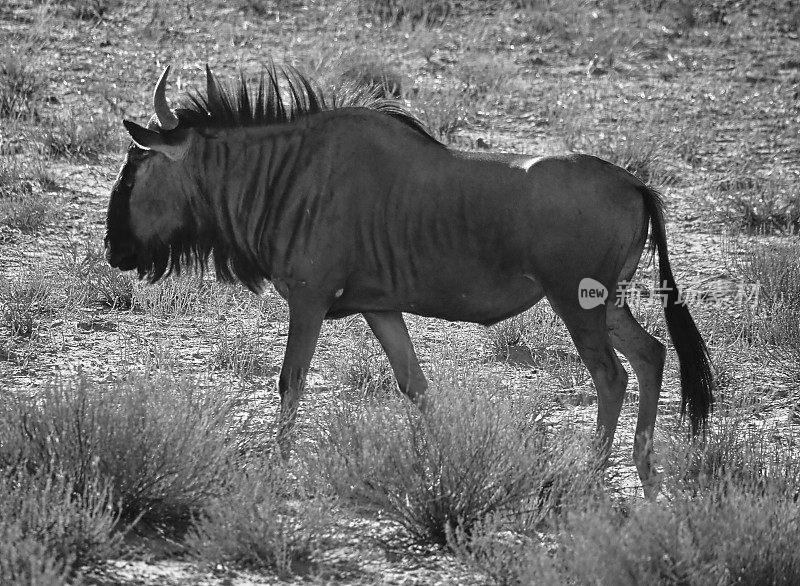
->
[[363, 311, 428, 406], [277, 298, 326, 459]]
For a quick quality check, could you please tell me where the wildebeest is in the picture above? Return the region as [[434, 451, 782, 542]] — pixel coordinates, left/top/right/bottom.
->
[[105, 64, 714, 497]]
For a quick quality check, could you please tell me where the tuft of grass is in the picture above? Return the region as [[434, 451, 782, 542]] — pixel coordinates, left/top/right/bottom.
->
[[0, 158, 30, 198], [730, 238, 800, 358], [0, 469, 122, 579], [359, 0, 451, 28], [0, 269, 58, 337], [211, 323, 271, 379], [488, 311, 536, 361], [60, 240, 134, 309], [329, 319, 395, 396], [735, 239, 800, 306], [0, 52, 44, 120], [0, 192, 53, 233], [315, 370, 601, 547], [186, 460, 328, 578], [562, 124, 672, 186], [338, 55, 403, 98], [412, 84, 477, 142], [42, 111, 120, 161], [456, 53, 519, 99], [133, 275, 208, 317], [0, 158, 56, 233], [487, 306, 590, 389], [0, 374, 249, 524], [714, 171, 800, 232], [71, 0, 112, 21]]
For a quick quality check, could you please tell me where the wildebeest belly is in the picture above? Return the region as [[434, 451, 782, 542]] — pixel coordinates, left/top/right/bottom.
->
[[327, 267, 544, 326]]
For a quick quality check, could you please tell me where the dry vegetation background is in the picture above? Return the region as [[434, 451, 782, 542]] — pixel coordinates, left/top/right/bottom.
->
[[1, 0, 800, 584]]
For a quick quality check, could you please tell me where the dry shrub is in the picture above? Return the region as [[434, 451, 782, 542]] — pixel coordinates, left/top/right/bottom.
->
[[448, 515, 561, 586], [0, 469, 121, 581], [0, 191, 53, 233], [0, 530, 72, 586], [186, 459, 328, 578], [488, 306, 589, 389], [559, 486, 800, 586], [660, 389, 800, 497], [487, 311, 536, 361], [449, 398, 800, 585], [735, 239, 800, 307], [315, 370, 601, 547], [0, 374, 247, 524], [527, 402, 800, 586]]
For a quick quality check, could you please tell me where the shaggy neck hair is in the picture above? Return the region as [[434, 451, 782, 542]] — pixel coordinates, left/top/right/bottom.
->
[[173, 63, 442, 145]]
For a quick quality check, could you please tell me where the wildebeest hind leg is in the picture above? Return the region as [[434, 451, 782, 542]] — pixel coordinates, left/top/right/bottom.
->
[[363, 311, 429, 406], [554, 304, 629, 466], [607, 302, 666, 498], [276, 298, 326, 460]]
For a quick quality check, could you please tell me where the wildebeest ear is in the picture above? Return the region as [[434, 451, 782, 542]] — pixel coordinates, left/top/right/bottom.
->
[[123, 119, 189, 161]]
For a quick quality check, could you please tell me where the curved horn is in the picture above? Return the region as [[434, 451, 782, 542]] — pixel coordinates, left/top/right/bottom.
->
[[153, 65, 179, 131]]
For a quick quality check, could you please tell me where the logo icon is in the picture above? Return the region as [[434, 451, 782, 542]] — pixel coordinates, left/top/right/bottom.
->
[[578, 278, 608, 310]]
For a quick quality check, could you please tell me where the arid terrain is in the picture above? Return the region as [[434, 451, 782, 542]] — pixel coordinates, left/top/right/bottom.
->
[[1, 1, 799, 584]]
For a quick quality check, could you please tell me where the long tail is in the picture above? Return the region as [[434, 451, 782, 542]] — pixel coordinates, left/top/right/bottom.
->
[[638, 184, 714, 435]]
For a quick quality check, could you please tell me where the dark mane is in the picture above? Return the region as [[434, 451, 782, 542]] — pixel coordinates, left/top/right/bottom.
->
[[175, 63, 442, 145]]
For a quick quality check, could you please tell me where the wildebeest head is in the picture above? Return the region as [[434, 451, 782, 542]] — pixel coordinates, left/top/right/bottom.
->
[[106, 62, 438, 290], [105, 66, 205, 282]]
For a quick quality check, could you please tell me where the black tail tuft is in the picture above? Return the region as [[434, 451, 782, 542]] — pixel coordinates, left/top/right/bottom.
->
[[639, 185, 714, 435]]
